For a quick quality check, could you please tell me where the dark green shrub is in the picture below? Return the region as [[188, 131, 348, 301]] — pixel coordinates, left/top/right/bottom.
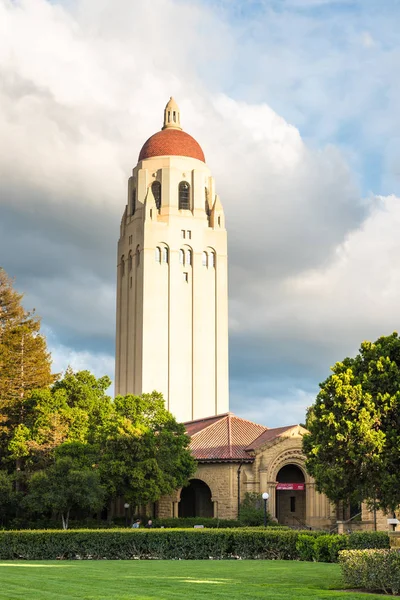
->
[[296, 531, 388, 563], [0, 529, 388, 561], [348, 531, 389, 550], [239, 493, 269, 526], [152, 517, 242, 529], [296, 534, 317, 561], [339, 549, 400, 594], [314, 534, 348, 563], [0, 528, 318, 560]]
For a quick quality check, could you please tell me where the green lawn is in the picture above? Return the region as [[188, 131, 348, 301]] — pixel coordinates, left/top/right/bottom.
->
[[0, 560, 385, 599]]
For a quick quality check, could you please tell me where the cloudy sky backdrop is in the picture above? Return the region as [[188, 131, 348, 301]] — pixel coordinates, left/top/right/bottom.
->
[[1, 0, 399, 426]]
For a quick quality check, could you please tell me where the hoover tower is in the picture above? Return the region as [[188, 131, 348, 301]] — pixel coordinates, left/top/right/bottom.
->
[[115, 98, 229, 422]]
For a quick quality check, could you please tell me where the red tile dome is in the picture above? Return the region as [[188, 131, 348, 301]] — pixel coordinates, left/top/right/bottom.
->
[[138, 128, 205, 163]]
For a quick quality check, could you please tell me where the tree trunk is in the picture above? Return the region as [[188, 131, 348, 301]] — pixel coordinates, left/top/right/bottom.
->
[[61, 510, 70, 530], [15, 458, 21, 493]]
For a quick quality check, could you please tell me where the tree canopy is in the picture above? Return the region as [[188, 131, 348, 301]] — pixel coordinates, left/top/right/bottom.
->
[[303, 332, 400, 514], [0, 267, 54, 464], [0, 268, 196, 527]]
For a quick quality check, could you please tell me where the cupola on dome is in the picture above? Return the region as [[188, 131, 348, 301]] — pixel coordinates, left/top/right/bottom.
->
[[138, 98, 205, 163]]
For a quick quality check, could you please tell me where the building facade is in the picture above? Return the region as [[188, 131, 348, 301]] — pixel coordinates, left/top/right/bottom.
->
[[157, 413, 336, 529], [115, 99, 389, 531], [115, 98, 229, 422]]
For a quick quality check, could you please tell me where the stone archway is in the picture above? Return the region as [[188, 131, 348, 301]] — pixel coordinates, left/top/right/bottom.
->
[[275, 464, 306, 526], [178, 479, 213, 518]]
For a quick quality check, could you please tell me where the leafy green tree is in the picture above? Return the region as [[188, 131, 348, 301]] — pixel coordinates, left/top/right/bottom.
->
[[6, 370, 113, 471], [25, 454, 105, 529], [0, 268, 55, 476], [98, 392, 196, 512], [0, 470, 18, 524], [239, 492, 270, 526], [303, 332, 400, 515]]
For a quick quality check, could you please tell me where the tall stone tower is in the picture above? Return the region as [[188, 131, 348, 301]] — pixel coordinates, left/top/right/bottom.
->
[[115, 98, 229, 422]]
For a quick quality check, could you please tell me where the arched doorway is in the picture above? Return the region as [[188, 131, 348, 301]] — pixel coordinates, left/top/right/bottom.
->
[[276, 464, 306, 526], [178, 479, 213, 518]]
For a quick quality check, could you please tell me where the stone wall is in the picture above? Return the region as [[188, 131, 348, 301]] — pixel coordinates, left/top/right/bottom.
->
[[156, 435, 336, 527]]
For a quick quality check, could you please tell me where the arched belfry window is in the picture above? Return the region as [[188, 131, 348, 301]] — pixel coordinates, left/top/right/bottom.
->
[[179, 181, 190, 210], [179, 249, 185, 265], [210, 252, 216, 268], [162, 247, 169, 264], [121, 256, 125, 276], [152, 181, 161, 210], [186, 249, 192, 266], [132, 189, 136, 215], [202, 252, 208, 267], [155, 247, 161, 263], [128, 251, 132, 272], [136, 245, 140, 267]]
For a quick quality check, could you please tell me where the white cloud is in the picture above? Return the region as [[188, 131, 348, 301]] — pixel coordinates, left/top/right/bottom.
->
[[49, 340, 115, 385], [0, 0, 399, 427], [361, 31, 376, 48]]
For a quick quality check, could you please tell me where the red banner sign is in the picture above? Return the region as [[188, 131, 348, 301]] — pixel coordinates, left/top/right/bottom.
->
[[276, 483, 305, 491]]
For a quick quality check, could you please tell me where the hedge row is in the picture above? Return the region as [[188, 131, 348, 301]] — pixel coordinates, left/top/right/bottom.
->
[[152, 518, 244, 528], [339, 549, 400, 594], [0, 529, 389, 561], [6, 517, 287, 530], [152, 517, 289, 529], [296, 531, 389, 563]]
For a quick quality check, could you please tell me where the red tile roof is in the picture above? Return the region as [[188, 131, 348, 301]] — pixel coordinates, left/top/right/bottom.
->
[[138, 129, 205, 163], [184, 413, 268, 462], [246, 425, 298, 451]]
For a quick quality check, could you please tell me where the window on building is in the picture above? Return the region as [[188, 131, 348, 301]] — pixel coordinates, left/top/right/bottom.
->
[[133, 190, 137, 215], [128, 252, 132, 272], [187, 230, 191, 239], [205, 187, 210, 216], [218, 216, 221, 226], [179, 181, 190, 210], [186, 249, 192, 266], [155, 247, 161, 263], [162, 247, 169, 264], [179, 249, 185, 265], [152, 181, 161, 210], [183, 272, 188, 283], [121, 256, 125, 276], [130, 277, 132, 288], [210, 252, 215, 268], [202, 251, 208, 267], [290, 497, 296, 513], [136, 246, 140, 267], [181, 230, 186, 239]]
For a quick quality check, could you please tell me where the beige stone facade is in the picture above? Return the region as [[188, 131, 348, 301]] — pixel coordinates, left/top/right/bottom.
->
[[157, 415, 336, 528], [115, 99, 388, 533], [115, 99, 229, 422]]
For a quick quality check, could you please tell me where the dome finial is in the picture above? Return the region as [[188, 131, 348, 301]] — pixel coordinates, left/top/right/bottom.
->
[[162, 97, 182, 131]]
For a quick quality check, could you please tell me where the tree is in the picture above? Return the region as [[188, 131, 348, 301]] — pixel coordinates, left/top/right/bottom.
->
[[25, 453, 105, 529], [5, 370, 112, 473], [97, 392, 196, 512], [303, 332, 400, 516], [0, 268, 55, 474], [0, 470, 18, 524], [239, 492, 270, 526]]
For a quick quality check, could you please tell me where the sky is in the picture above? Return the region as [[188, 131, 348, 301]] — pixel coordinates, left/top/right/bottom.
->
[[1, 0, 400, 427]]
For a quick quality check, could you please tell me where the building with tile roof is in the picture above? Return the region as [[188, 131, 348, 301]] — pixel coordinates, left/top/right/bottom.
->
[[116, 98, 335, 529], [157, 412, 335, 528]]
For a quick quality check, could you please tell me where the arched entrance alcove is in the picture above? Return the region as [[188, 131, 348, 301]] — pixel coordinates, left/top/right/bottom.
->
[[276, 464, 306, 526], [178, 479, 213, 518]]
